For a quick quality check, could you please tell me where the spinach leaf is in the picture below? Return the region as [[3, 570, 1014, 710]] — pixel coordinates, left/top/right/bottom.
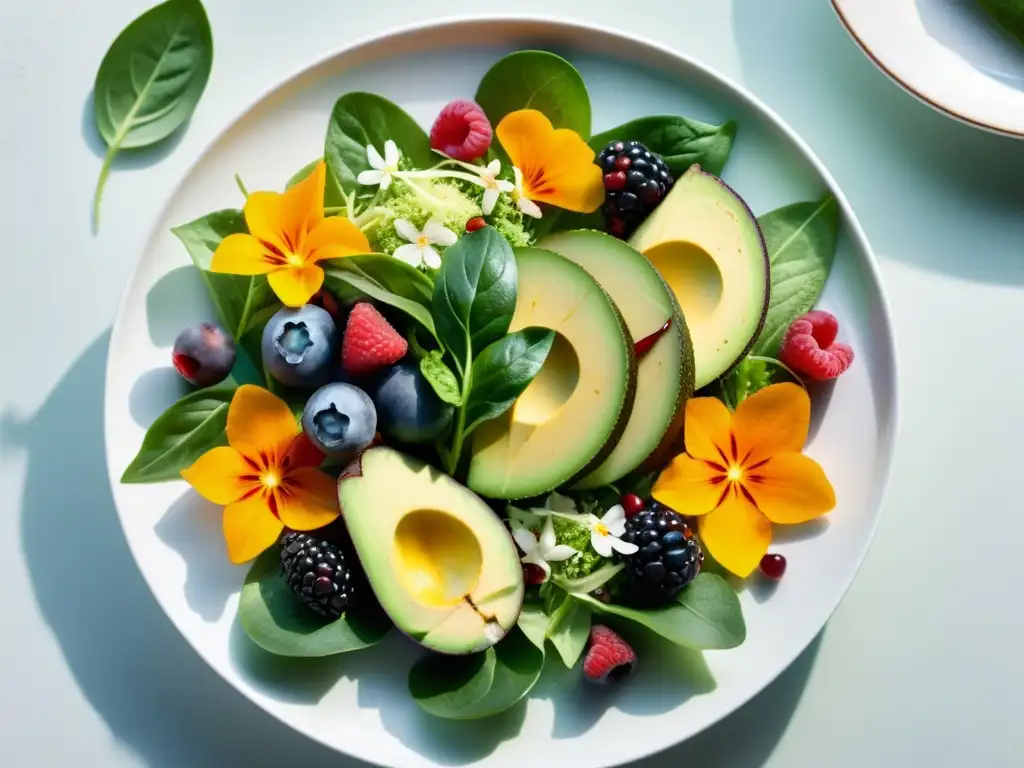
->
[[589, 116, 737, 177], [571, 573, 746, 650], [408, 629, 544, 719], [463, 327, 555, 435], [92, 0, 213, 226], [120, 379, 236, 483], [420, 350, 463, 406], [323, 255, 437, 342], [980, 0, 1024, 46], [431, 227, 518, 376], [324, 93, 434, 202], [750, 194, 840, 357], [552, 562, 624, 595], [545, 593, 592, 668], [239, 548, 391, 657], [516, 601, 549, 650], [475, 50, 592, 138]]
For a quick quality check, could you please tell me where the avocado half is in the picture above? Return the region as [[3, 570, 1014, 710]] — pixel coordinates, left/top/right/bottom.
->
[[467, 247, 637, 500], [538, 230, 695, 487], [629, 165, 769, 389], [338, 447, 525, 655]]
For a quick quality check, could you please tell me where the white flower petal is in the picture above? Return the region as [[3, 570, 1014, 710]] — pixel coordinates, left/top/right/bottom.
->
[[366, 145, 385, 170], [610, 537, 640, 555], [496, 179, 515, 193], [423, 219, 458, 246], [539, 516, 557, 550], [512, 527, 539, 556], [603, 505, 627, 530], [519, 197, 543, 219], [421, 246, 442, 269], [591, 532, 614, 558], [482, 187, 499, 215], [486, 159, 502, 177], [357, 169, 384, 187], [513, 165, 525, 188], [394, 218, 421, 244], [379, 172, 393, 190], [546, 492, 577, 513], [392, 243, 424, 268], [384, 139, 400, 168], [546, 544, 579, 562]]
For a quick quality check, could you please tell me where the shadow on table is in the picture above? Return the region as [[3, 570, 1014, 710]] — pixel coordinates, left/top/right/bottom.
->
[[731, 0, 1024, 287], [916, 0, 1024, 88], [4, 332, 369, 768]]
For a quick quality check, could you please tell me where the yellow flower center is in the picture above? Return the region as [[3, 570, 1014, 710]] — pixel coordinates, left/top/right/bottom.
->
[[261, 471, 281, 489], [286, 252, 304, 267], [727, 465, 744, 482], [593, 522, 610, 537], [416, 234, 430, 248]]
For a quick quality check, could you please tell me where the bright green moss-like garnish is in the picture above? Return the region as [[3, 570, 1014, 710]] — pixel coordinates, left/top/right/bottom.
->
[[550, 515, 607, 580]]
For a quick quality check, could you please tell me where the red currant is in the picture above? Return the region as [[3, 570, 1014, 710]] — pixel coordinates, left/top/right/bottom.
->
[[523, 563, 546, 585], [759, 553, 787, 580], [621, 493, 645, 518], [466, 217, 487, 232]]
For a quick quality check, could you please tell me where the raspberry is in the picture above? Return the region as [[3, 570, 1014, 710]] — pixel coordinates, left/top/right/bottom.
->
[[341, 303, 408, 377], [430, 100, 492, 162], [583, 625, 637, 685], [779, 310, 854, 381]]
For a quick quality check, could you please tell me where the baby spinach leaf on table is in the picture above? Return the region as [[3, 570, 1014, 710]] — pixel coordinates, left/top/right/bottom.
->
[[239, 548, 391, 657], [462, 327, 555, 435], [571, 572, 746, 650], [980, 0, 1024, 46], [589, 116, 737, 178], [475, 50, 592, 138], [431, 227, 518, 376], [750, 194, 840, 358], [324, 93, 435, 202], [92, 0, 213, 227], [121, 379, 236, 483], [420, 350, 463, 406]]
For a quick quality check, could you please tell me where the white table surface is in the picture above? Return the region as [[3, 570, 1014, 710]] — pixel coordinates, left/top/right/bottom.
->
[[3, 1, 1023, 766]]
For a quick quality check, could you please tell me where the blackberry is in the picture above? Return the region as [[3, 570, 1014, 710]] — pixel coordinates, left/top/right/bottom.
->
[[617, 505, 703, 604], [596, 140, 674, 238], [280, 532, 361, 620]]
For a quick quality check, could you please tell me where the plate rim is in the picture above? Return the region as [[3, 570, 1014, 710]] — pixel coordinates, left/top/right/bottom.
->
[[831, 0, 1024, 139], [103, 13, 901, 766]]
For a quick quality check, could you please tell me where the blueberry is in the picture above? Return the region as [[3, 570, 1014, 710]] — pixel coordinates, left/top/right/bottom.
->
[[261, 305, 337, 388], [172, 322, 236, 387], [372, 360, 454, 444], [301, 383, 377, 455]]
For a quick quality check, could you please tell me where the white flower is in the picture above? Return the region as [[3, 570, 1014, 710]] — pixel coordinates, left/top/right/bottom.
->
[[512, 516, 578, 581], [512, 166, 543, 219], [392, 217, 457, 269], [578, 505, 639, 558], [477, 159, 515, 215], [357, 140, 401, 189], [544, 491, 578, 514]]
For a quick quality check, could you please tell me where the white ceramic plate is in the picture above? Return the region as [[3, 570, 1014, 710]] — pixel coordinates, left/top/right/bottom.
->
[[104, 17, 898, 768], [833, 0, 1024, 137]]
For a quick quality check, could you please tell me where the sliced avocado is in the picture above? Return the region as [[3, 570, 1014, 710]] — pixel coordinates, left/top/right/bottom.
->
[[538, 230, 696, 487], [629, 165, 769, 389], [467, 247, 636, 500], [338, 447, 524, 655]]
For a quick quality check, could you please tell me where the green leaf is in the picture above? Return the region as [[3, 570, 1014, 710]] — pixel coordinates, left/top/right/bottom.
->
[[324, 93, 435, 202], [420, 350, 463, 406], [286, 158, 321, 189], [408, 629, 544, 719], [572, 573, 746, 650], [552, 562, 624, 595], [589, 116, 736, 177], [238, 548, 392, 657], [475, 50, 592, 139], [516, 600, 549, 650], [431, 227, 518, 375], [120, 379, 235, 483], [750, 194, 840, 358], [322, 255, 437, 340], [980, 0, 1024, 46], [92, 0, 213, 226], [546, 598, 591, 668], [717, 355, 803, 409]]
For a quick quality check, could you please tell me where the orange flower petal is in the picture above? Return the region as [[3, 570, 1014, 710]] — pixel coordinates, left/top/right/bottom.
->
[[223, 493, 284, 564], [496, 109, 551, 171], [733, 383, 810, 465], [698, 491, 771, 577], [306, 216, 371, 263], [226, 385, 298, 462], [268, 264, 324, 307], [682, 396, 733, 463], [180, 446, 258, 505], [283, 433, 326, 469], [652, 454, 725, 516], [244, 161, 326, 255], [745, 452, 835, 524], [210, 233, 277, 275], [528, 128, 603, 213], [276, 466, 340, 531]]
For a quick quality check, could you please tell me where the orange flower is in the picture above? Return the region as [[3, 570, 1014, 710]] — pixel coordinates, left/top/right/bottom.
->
[[652, 384, 835, 577], [181, 385, 339, 563], [495, 109, 604, 214], [211, 160, 370, 307]]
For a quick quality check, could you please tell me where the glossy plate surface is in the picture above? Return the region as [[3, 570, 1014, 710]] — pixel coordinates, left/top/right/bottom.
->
[[834, 0, 1024, 137], [105, 17, 898, 768]]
